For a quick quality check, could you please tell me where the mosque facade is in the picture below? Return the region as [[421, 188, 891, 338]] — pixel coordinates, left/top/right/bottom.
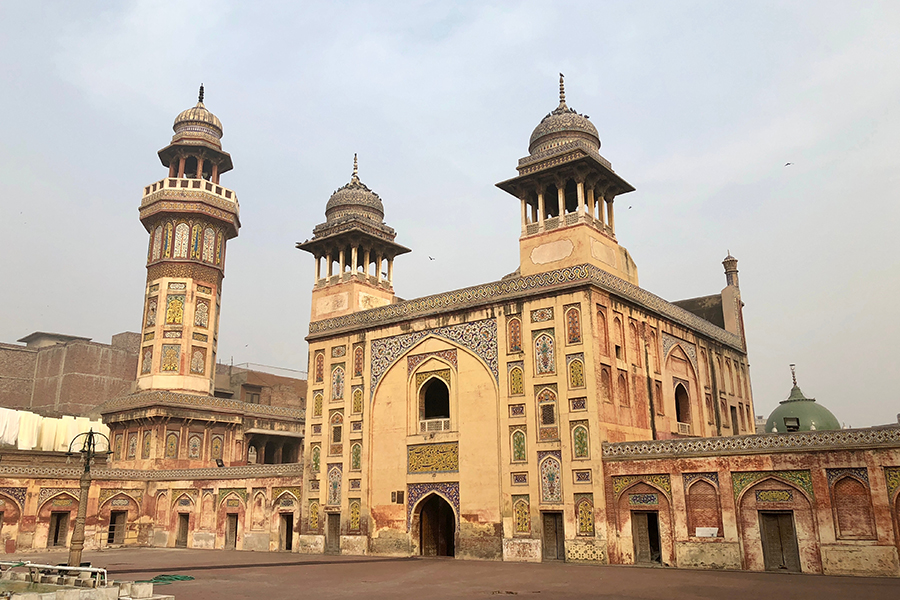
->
[[292, 76, 900, 576]]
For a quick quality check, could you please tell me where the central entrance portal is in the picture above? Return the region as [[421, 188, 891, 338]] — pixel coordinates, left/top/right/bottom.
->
[[420, 495, 455, 557], [631, 511, 662, 564], [759, 511, 801, 572]]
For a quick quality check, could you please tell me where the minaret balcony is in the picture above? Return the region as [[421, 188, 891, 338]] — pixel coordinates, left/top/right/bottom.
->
[[142, 177, 240, 209], [523, 211, 615, 239]]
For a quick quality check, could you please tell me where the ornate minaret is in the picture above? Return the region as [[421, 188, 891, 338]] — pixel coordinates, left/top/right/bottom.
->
[[136, 86, 240, 395], [496, 75, 637, 283], [297, 155, 409, 321]]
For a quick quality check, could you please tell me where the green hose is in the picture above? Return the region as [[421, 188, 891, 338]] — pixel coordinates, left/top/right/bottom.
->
[[135, 574, 195, 585]]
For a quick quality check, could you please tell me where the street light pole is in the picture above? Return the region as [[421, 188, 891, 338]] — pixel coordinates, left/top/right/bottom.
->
[[66, 429, 111, 567]]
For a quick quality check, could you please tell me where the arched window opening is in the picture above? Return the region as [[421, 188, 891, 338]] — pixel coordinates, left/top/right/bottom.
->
[[833, 476, 876, 539], [687, 480, 722, 536], [564, 179, 578, 214], [420, 377, 451, 432], [183, 156, 198, 179], [544, 184, 559, 218], [675, 383, 690, 424]]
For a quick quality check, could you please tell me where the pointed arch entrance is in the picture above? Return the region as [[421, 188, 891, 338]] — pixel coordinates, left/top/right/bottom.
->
[[418, 494, 455, 557]]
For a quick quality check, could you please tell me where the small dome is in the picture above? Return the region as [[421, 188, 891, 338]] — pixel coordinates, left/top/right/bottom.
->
[[765, 369, 840, 433], [528, 74, 600, 155], [173, 85, 223, 140], [324, 155, 385, 222]]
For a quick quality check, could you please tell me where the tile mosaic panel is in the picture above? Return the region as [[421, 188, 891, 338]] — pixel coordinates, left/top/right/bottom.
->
[[565, 305, 582, 344], [530, 307, 554, 323], [512, 472, 528, 485], [507, 317, 523, 353], [507, 361, 525, 396], [533, 330, 555, 375], [509, 404, 525, 417], [349, 479, 361, 491], [575, 493, 594, 535], [331, 364, 345, 400], [0, 487, 27, 508], [538, 450, 563, 504], [353, 344, 365, 377], [510, 427, 526, 462], [415, 369, 451, 390], [661, 332, 698, 376], [826, 467, 869, 487], [611, 474, 672, 498], [331, 345, 347, 358], [407, 482, 459, 529], [165, 295, 185, 325], [407, 442, 459, 473], [573, 469, 592, 484], [886, 467, 900, 499], [755, 489, 793, 503], [682, 472, 719, 489], [194, 300, 210, 328], [732, 470, 813, 500], [161, 345, 180, 372], [570, 397, 586, 411], [370, 318, 498, 398], [629, 493, 659, 506], [513, 495, 530, 534], [327, 464, 342, 505], [407, 349, 458, 373], [567, 353, 585, 388]]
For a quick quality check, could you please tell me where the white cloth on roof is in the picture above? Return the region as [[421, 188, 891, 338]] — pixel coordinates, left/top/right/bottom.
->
[[0, 408, 20, 446], [17, 411, 41, 450], [38, 418, 58, 451]]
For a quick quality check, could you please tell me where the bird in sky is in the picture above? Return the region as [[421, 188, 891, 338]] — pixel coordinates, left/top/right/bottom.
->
[[428, 256, 436, 261], [784, 162, 794, 166]]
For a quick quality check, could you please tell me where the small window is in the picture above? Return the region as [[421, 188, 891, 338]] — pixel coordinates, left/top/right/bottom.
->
[[615, 345, 622, 360], [783, 417, 800, 432], [248, 393, 260, 404], [422, 379, 450, 419], [540, 403, 555, 426]]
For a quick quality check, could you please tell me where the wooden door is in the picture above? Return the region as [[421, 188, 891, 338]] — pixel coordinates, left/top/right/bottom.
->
[[175, 513, 189, 547], [49, 512, 69, 547], [280, 513, 293, 551], [632, 511, 651, 563], [225, 514, 238, 549], [325, 513, 341, 554], [108, 511, 127, 545], [541, 512, 564, 560], [760, 511, 801, 572]]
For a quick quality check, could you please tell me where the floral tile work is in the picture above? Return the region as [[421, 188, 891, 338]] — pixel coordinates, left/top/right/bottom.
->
[[538, 450, 562, 503], [407, 482, 459, 529], [731, 470, 813, 500]]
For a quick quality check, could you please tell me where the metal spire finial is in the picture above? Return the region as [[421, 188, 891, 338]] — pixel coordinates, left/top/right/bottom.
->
[[559, 73, 566, 105], [199, 84, 204, 104], [351, 153, 359, 182], [790, 364, 797, 386]]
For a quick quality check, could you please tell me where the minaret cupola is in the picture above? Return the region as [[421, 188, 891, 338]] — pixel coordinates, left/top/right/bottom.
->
[[497, 75, 638, 284], [298, 155, 410, 321]]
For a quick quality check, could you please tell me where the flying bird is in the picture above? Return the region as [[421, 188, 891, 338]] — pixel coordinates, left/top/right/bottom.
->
[[628, 206, 633, 209], [428, 256, 436, 261], [784, 162, 794, 166]]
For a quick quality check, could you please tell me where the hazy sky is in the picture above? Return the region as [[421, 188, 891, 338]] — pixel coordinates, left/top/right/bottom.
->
[[1, 2, 898, 427]]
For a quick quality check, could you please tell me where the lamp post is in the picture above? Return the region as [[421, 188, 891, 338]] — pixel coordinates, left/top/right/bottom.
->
[[65, 429, 112, 567]]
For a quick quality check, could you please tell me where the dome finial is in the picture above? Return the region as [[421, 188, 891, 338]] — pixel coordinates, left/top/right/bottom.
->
[[198, 83, 204, 104], [559, 73, 566, 105], [352, 153, 359, 182], [790, 363, 797, 386]]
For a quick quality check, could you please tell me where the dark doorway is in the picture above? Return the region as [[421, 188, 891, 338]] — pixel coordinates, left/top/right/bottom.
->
[[225, 514, 238, 549], [541, 512, 564, 561], [175, 513, 189, 548], [675, 383, 690, 423], [632, 511, 662, 564], [48, 512, 69, 547], [759, 511, 801, 572], [730, 406, 740, 434], [280, 513, 294, 551], [325, 513, 341, 554], [420, 495, 455, 557], [107, 511, 127, 545]]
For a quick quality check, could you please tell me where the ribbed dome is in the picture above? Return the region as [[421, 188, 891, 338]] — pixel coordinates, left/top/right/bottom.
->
[[324, 155, 385, 222], [173, 85, 223, 140], [765, 370, 841, 433], [528, 75, 600, 155]]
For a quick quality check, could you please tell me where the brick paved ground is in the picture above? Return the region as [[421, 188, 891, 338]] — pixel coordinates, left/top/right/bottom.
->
[[9, 548, 900, 600]]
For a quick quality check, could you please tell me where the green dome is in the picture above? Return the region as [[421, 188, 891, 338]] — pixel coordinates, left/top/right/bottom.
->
[[765, 383, 840, 433]]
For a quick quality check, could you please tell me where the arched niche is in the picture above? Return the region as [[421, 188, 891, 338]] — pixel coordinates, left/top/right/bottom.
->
[[411, 492, 457, 557], [614, 482, 674, 566]]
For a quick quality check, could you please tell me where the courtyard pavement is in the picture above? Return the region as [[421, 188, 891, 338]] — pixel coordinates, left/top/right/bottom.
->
[[9, 548, 900, 600]]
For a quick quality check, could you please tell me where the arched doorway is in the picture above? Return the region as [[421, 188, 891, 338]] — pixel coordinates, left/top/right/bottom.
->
[[675, 383, 690, 424], [419, 494, 455, 557]]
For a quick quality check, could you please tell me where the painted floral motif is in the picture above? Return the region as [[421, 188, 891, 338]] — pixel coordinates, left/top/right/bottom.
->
[[351, 443, 361, 471], [308, 501, 319, 530], [629, 493, 659, 506], [573, 425, 589, 458], [311, 445, 320, 472], [202, 227, 215, 262], [146, 298, 157, 327], [194, 300, 209, 328], [191, 224, 203, 259], [174, 223, 189, 258], [190, 349, 205, 375], [330, 412, 343, 455], [332, 366, 345, 400], [141, 348, 152, 374], [165, 295, 184, 325], [127, 434, 137, 459], [161, 345, 180, 372], [569, 359, 585, 388], [530, 307, 554, 323], [508, 365, 524, 396], [507, 317, 522, 353], [566, 307, 582, 344], [163, 223, 173, 257], [513, 497, 530, 533], [349, 499, 361, 531], [534, 332, 555, 375], [353, 346, 364, 377], [152, 226, 163, 260], [512, 429, 526, 462], [540, 454, 562, 503], [216, 232, 224, 265], [114, 434, 123, 460], [314, 353, 324, 383], [327, 465, 342, 505], [165, 432, 178, 458], [142, 432, 151, 459], [352, 388, 363, 414], [211, 435, 223, 460], [313, 393, 323, 417], [576, 495, 594, 535], [188, 434, 202, 459]]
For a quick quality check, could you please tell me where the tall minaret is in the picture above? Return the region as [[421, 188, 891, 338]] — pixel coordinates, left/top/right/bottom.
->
[[136, 86, 240, 395], [297, 155, 409, 321]]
